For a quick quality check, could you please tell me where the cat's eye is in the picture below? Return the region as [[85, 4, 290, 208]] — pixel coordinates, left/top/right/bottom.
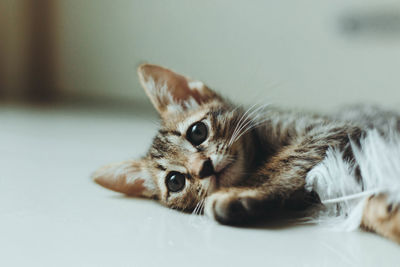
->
[[166, 172, 186, 192], [186, 121, 208, 146]]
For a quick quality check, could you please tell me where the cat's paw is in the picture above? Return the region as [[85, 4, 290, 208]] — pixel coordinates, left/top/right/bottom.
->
[[204, 190, 259, 225], [363, 194, 400, 243]]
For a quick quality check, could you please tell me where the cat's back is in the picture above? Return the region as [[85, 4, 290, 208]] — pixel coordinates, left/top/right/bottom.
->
[[256, 104, 399, 146], [331, 104, 400, 133]]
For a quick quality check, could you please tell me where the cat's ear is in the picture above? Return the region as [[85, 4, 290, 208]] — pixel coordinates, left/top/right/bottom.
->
[[92, 160, 158, 198], [137, 64, 221, 117]]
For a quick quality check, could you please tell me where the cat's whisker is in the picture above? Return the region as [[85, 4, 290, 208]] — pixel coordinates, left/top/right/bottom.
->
[[229, 103, 259, 146], [234, 115, 266, 142], [235, 104, 270, 136], [199, 199, 205, 215], [232, 114, 260, 143], [192, 202, 200, 215], [231, 104, 269, 143], [197, 201, 203, 215], [229, 104, 270, 146], [198, 182, 213, 216], [233, 117, 271, 143], [195, 195, 206, 215], [226, 108, 240, 144], [194, 201, 199, 215], [233, 118, 269, 143], [193, 188, 207, 215], [229, 108, 258, 147], [231, 105, 260, 139], [196, 199, 204, 215], [192, 186, 209, 216], [231, 102, 264, 137]]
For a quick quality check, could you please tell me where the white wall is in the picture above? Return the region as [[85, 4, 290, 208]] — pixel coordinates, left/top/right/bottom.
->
[[57, 0, 400, 111]]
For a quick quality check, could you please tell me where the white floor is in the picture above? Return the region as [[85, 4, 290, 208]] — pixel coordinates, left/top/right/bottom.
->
[[1, 105, 399, 267]]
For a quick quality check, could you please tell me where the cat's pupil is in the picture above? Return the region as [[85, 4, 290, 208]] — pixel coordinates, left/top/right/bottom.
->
[[187, 121, 208, 146], [166, 172, 186, 192]]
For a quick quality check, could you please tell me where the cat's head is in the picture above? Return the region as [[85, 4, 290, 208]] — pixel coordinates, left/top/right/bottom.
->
[[92, 64, 254, 211]]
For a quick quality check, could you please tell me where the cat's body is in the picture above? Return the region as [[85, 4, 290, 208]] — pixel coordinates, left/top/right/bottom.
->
[[93, 64, 400, 243]]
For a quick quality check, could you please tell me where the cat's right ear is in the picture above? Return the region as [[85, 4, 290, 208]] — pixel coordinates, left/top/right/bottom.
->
[[137, 64, 221, 117], [92, 160, 158, 198]]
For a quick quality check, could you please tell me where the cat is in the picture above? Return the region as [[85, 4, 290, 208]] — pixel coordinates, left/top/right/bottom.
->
[[92, 64, 400, 243]]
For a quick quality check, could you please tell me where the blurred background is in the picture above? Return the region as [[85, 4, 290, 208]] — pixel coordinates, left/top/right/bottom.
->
[[1, 0, 400, 112]]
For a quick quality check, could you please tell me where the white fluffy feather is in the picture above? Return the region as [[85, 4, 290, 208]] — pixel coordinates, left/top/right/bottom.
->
[[305, 129, 400, 231]]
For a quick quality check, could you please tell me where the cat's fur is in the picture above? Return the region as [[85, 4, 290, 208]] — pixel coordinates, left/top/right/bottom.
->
[[93, 64, 400, 243]]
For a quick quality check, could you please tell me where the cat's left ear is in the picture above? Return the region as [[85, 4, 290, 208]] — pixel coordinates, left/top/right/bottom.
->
[[137, 64, 222, 117], [92, 160, 158, 198]]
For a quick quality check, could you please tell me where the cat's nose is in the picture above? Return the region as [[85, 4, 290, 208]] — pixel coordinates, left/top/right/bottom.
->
[[199, 159, 215, 178]]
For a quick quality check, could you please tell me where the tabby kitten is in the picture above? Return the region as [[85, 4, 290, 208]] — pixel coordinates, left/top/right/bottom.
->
[[93, 64, 400, 243]]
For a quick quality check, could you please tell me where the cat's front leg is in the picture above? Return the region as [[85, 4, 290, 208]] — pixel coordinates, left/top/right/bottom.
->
[[204, 188, 281, 225]]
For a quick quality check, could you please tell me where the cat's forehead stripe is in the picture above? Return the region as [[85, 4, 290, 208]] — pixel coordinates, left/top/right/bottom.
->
[[159, 129, 181, 136], [149, 151, 163, 159], [176, 111, 209, 133], [155, 164, 166, 171], [151, 136, 171, 153]]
